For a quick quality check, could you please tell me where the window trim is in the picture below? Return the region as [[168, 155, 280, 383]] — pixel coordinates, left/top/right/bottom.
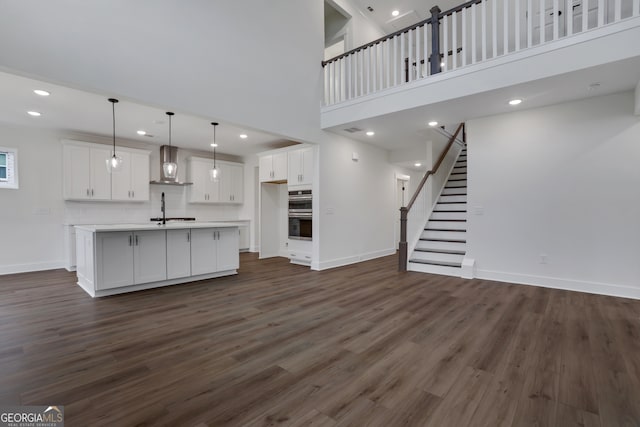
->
[[0, 147, 19, 189]]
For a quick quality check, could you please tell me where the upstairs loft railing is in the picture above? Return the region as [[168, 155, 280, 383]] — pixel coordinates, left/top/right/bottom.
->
[[322, 0, 640, 106], [399, 123, 465, 272]]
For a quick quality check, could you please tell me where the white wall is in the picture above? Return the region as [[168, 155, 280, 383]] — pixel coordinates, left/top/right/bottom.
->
[[315, 134, 404, 269], [466, 91, 640, 298], [0, 123, 255, 274]]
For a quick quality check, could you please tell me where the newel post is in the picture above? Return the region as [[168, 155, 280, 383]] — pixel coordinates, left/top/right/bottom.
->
[[430, 6, 442, 75], [399, 207, 408, 271]]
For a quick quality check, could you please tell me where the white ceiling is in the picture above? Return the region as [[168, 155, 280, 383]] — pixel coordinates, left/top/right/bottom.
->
[[350, 0, 461, 33], [0, 70, 293, 157]]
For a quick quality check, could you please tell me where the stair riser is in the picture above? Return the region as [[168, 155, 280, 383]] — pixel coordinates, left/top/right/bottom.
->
[[411, 251, 464, 264], [415, 240, 466, 252], [434, 204, 467, 212], [441, 187, 466, 196], [445, 181, 467, 188], [426, 220, 466, 231], [421, 230, 466, 241], [408, 262, 462, 276], [448, 173, 467, 180], [439, 195, 467, 203], [430, 211, 466, 220]]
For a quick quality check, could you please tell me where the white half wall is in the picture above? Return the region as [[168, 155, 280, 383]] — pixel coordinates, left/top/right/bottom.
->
[[466, 91, 640, 299]]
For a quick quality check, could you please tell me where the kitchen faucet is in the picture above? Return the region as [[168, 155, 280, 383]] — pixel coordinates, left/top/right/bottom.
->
[[161, 192, 166, 225]]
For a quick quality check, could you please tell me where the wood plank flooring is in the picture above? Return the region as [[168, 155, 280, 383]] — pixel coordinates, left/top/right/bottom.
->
[[1, 253, 640, 426]]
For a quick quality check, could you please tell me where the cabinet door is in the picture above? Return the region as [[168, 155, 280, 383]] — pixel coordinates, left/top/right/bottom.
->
[[259, 155, 273, 182], [130, 152, 150, 201], [272, 152, 288, 181], [288, 150, 302, 185], [188, 159, 209, 203], [90, 147, 112, 200], [300, 148, 314, 185], [216, 228, 239, 271], [96, 232, 134, 290], [190, 228, 217, 275], [111, 151, 132, 201], [167, 229, 192, 279], [220, 163, 243, 203], [63, 145, 91, 200], [230, 163, 244, 203], [133, 230, 167, 284]]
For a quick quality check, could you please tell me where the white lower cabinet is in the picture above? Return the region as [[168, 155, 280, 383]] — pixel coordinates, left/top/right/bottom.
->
[[134, 230, 167, 284], [190, 228, 239, 275], [167, 229, 192, 279], [96, 232, 135, 290], [96, 230, 167, 290], [217, 228, 240, 271]]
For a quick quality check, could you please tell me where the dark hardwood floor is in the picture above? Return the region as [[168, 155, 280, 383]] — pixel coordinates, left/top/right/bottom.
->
[[1, 253, 639, 426]]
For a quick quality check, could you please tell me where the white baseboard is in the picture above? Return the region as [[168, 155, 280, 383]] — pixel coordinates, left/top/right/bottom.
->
[[316, 248, 396, 271], [476, 269, 640, 300], [0, 260, 66, 275]]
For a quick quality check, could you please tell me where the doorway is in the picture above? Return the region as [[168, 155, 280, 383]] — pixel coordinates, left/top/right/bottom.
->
[[324, 0, 350, 60]]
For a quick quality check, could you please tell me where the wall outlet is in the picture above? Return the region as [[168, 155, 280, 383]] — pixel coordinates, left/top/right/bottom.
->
[[539, 254, 548, 264]]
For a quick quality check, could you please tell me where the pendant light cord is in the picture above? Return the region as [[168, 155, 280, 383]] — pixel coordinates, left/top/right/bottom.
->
[[166, 112, 174, 164], [108, 98, 119, 157]]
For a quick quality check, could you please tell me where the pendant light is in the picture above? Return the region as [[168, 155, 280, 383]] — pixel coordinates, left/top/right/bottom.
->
[[163, 112, 178, 179], [106, 98, 123, 173], [209, 122, 220, 182]]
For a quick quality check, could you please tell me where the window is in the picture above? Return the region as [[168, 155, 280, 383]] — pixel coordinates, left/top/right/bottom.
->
[[0, 147, 18, 189]]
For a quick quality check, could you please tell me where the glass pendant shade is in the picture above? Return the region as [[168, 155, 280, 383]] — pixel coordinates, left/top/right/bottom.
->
[[106, 154, 123, 172], [163, 161, 178, 179], [209, 166, 219, 182]]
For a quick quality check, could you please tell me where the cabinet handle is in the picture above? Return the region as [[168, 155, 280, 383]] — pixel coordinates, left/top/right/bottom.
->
[[91, 189, 94, 196], [86, 189, 90, 196], [128, 235, 132, 246], [135, 235, 139, 246], [187, 232, 190, 242], [131, 190, 134, 198]]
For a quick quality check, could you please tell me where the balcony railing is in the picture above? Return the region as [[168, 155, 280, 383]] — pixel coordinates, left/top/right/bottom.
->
[[322, 0, 639, 106]]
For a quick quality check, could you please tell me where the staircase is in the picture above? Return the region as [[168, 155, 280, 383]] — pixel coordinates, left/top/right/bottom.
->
[[408, 146, 466, 276]]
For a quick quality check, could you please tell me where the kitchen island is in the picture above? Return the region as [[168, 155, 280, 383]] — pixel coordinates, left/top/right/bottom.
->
[[75, 222, 240, 297]]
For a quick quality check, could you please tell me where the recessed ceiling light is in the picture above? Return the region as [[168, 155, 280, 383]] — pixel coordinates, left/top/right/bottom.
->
[[27, 111, 41, 117], [509, 98, 523, 106], [366, 131, 375, 136], [33, 89, 50, 97], [428, 121, 438, 127], [239, 134, 248, 139], [440, 62, 445, 67], [210, 143, 218, 147], [414, 162, 422, 167], [392, 10, 400, 16], [137, 130, 146, 135]]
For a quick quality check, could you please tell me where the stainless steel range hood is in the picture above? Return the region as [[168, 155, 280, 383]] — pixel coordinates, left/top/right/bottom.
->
[[150, 145, 193, 186]]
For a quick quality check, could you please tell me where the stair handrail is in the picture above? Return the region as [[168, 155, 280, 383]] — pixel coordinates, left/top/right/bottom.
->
[[399, 122, 465, 271]]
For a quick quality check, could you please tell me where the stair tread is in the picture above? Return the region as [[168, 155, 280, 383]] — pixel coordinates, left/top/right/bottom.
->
[[414, 248, 466, 255], [425, 228, 466, 232], [420, 238, 467, 243], [408, 259, 462, 268]]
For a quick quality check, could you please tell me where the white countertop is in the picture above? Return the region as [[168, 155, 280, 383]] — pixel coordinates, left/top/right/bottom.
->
[[75, 222, 242, 232]]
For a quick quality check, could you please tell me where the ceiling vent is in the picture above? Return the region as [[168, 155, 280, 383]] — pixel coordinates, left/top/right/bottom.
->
[[343, 127, 363, 133]]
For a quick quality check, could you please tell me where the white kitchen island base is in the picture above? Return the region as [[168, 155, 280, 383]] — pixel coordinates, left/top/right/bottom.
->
[[75, 222, 240, 298]]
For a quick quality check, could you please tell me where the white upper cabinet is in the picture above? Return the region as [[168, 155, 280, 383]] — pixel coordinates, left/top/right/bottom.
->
[[188, 157, 243, 204], [64, 143, 111, 200], [63, 140, 150, 202], [259, 152, 287, 182], [219, 162, 243, 203], [288, 147, 314, 186], [112, 151, 150, 201]]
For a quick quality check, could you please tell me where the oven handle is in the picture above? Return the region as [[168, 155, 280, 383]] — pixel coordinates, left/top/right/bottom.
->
[[289, 213, 312, 219], [288, 195, 312, 201]]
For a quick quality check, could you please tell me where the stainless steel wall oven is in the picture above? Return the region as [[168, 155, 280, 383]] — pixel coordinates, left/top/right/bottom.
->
[[288, 189, 312, 241]]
